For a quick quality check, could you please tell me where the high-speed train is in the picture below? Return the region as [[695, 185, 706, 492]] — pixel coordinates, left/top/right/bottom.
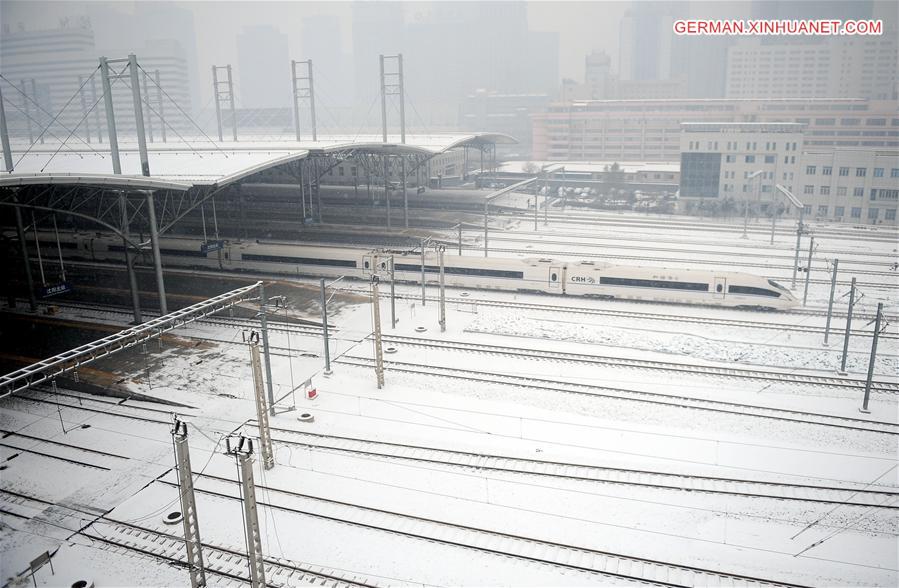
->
[[26, 231, 800, 310]]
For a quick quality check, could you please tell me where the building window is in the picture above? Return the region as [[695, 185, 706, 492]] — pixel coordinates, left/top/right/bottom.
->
[[874, 168, 884, 177], [804, 185, 814, 194], [853, 187, 864, 197], [764, 155, 775, 164], [803, 205, 812, 214], [835, 206, 845, 217], [871, 189, 877, 201], [856, 167, 866, 177], [338, 167, 345, 176], [762, 185, 772, 193], [745, 155, 755, 163], [820, 186, 830, 195], [891, 169, 899, 178], [837, 187, 847, 196], [851, 207, 862, 218], [817, 205, 828, 216], [725, 155, 735, 163], [868, 208, 879, 219], [839, 167, 849, 176], [886, 209, 896, 220], [351, 166, 358, 177], [822, 166, 832, 176], [806, 165, 816, 175]]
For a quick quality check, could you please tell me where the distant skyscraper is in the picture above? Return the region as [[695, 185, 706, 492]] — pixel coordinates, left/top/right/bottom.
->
[[300, 15, 352, 125], [236, 25, 290, 109], [618, 1, 687, 81], [351, 1, 404, 113]]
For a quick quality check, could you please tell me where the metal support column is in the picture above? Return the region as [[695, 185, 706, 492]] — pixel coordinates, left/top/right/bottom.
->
[[401, 157, 408, 228], [171, 418, 207, 588], [379, 55, 387, 142], [438, 245, 446, 332], [0, 86, 12, 170], [534, 176, 539, 231], [457, 222, 462, 256], [420, 239, 426, 305], [90, 76, 103, 143], [141, 68, 154, 143], [823, 259, 839, 346], [128, 54, 150, 176], [120, 191, 142, 323], [389, 256, 396, 329], [248, 341, 275, 469], [802, 236, 814, 306], [226, 438, 266, 588], [320, 278, 331, 374], [483, 201, 489, 258], [212, 66, 223, 142], [791, 207, 805, 289], [226, 65, 237, 141], [99, 57, 122, 174], [144, 191, 168, 314], [257, 283, 276, 416], [13, 198, 37, 312], [290, 60, 316, 141], [384, 156, 391, 228], [839, 277, 856, 375], [860, 302, 883, 414], [290, 60, 301, 140], [155, 70, 166, 143], [397, 53, 405, 143], [371, 275, 385, 389]]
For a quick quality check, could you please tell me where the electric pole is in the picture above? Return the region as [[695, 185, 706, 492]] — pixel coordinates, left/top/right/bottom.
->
[[839, 277, 857, 375], [248, 335, 274, 470], [438, 245, 446, 333], [823, 259, 839, 346], [371, 275, 385, 389], [860, 302, 883, 414], [225, 436, 266, 588], [390, 256, 396, 329], [257, 283, 276, 416], [802, 236, 814, 306], [171, 417, 207, 588], [320, 278, 331, 374]]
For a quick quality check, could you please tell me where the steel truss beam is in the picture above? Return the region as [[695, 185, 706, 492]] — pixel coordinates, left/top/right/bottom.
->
[[0, 281, 262, 398]]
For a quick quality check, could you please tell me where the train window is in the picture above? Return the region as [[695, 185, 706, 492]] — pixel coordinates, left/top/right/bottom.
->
[[728, 285, 781, 298], [243, 253, 357, 268], [716, 284, 723, 293], [394, 263, 524, 279], [364, 261, 370, 269], [551, 273, 558, 281], [599, 276, 708, 291]]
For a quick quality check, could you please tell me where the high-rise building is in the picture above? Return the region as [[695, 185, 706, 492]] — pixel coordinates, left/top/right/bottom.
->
[[726, 32, 898, 100], [300, 15, 353, 126], [236, 25, 290, 110]]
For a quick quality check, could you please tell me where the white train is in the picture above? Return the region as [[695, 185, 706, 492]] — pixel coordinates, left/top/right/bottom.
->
[[28, 231, 800, 310]]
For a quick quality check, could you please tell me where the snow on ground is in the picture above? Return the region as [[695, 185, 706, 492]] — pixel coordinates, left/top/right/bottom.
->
[[2, 211, 897, 587]]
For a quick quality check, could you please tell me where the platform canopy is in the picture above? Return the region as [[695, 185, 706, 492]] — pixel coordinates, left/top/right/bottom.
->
[[0, 132, 516, 192]]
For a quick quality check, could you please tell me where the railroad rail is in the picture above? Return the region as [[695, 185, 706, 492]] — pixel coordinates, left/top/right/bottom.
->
[[377, 334, 899, 394], [261, 428, 899, 509], [336, 356, 899, 436]]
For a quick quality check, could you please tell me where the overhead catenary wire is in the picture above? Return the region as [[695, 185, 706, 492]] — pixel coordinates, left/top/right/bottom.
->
[[0, 71, 106, 155]]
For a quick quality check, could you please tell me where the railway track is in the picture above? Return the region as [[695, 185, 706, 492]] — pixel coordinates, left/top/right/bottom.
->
[[338, 286, 898, 339], [81, 517, 384, 587], [378, 334, 899, 394], [262, 428, 899, 509], [158, 471, 809, 587], [336, 356, 899, 436]]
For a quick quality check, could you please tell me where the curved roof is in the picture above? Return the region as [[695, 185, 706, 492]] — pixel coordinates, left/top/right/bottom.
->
[[0, 133, 517, 192]]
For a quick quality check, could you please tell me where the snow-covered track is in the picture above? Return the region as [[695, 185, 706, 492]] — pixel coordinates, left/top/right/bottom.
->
[[82, 518, 384, 587], [378, 334, 899, 394], [161, 474, 809, 588], [336, 357, 899, 436], [263, 428, 899, 509]]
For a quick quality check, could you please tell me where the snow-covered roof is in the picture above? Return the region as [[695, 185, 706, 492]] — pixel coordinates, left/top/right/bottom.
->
[[0, 132, 517, 191], [499, 160, 680, 175]]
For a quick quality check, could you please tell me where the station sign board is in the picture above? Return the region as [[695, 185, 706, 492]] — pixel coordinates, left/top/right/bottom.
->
[[39, 282, 72, 298], [200, 240, 225, 254]]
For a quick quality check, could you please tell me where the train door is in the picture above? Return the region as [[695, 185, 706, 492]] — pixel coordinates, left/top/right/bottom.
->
[[549, 266, 562, 290], [712, 276, 727, 299]]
